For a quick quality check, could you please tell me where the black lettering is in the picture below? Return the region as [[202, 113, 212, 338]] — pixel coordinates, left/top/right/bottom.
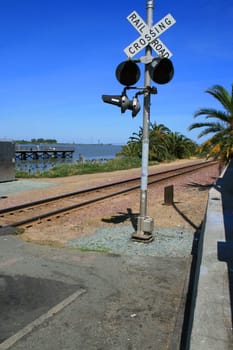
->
[[128, 13, 137, 22], [133, 42, 141, 51], [129, 47, 135, 54], [139, 38, 146, 45], [145, 33, 151, 42], [133, 18, 140, 27], [151, 38, 159, 47], [149, 29, 157, 38], [138, 23, 146, 33], [165, 17, 172, 26], [150, 40, 170, 57], [158, 22, 166, 31]]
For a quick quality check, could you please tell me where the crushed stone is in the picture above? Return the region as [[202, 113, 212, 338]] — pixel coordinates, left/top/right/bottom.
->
[[67, 225, 194, 257]]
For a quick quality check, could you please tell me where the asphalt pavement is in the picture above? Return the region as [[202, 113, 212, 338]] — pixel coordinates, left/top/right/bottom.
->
[[0, 179, 55, 197], [0, 233, 191, 350]]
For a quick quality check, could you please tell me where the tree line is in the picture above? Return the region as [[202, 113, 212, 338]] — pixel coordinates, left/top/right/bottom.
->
[[118, 84, 233, 164], [118, 123, 197, 162], [16, 138, 58, 144]]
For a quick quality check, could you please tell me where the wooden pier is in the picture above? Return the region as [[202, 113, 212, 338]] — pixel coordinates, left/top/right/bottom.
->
[[15, 147, 75, 161]]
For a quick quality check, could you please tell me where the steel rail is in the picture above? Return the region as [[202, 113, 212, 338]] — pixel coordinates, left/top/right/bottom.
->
[[148, 160, 218, 185], [0, 160, 218, 229], [0, 160, 217, 215]]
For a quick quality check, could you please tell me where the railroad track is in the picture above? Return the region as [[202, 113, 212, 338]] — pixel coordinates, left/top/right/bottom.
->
[[0, 160, 218, 230]]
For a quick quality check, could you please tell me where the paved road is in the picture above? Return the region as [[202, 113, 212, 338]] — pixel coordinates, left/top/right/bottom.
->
[[0, 233, 191, 350]]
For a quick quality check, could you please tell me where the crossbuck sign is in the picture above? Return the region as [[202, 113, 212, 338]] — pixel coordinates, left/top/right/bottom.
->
[[124, 11, 176, 58]]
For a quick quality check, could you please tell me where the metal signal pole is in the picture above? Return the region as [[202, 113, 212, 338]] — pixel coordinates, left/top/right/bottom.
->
[[132, 0, 154, 242]]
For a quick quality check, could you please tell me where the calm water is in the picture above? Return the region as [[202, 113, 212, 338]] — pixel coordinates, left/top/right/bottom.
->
[[16, 143, 123, 173]]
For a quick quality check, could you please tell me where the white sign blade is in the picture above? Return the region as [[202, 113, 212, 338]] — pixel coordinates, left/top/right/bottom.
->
[[151, 13, 176, 37], [124, 13, 176, 58], [124, 35, 150, 57], [124, 37, 172, 58], [127, 11, 148, 35]]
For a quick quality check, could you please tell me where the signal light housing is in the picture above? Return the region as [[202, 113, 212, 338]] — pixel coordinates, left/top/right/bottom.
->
[[120, 94, 131, 113], [102, 94, 141, 117], [130, 96, 141, 117], [149, 57, 174, 84], [115, 61, 141, 86], [115, 58, 174, 86]]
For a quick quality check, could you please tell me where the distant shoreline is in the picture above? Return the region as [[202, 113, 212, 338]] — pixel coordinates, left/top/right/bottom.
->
[[15, 142, 124, 146]]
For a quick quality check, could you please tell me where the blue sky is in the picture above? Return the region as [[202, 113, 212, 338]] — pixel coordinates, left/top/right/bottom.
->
[[0, 0, 232, 144]]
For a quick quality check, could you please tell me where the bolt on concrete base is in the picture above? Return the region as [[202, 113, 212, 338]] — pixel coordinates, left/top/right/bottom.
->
[[131, 231, 154, 243]]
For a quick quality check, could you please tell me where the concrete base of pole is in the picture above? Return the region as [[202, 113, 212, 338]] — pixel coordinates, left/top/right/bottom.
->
[[131, 216, 154, 243]]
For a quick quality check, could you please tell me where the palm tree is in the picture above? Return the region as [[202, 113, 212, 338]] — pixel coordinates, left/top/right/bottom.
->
[[117, 142, 141, 158], [117, 127, 143, 158], [167, 132, 197, 159], [148, 122, 171, 161], [188, 84, 233, 162]]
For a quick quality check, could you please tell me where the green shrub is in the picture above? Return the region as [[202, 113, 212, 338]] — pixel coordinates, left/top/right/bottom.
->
[[16, 157, 142, 178]]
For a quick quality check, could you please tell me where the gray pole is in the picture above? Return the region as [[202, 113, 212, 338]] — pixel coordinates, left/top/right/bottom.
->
[[132, 0, 154, 242]]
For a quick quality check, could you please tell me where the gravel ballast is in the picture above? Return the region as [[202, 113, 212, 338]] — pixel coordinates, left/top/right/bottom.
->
[[67, 225, 194, 257]]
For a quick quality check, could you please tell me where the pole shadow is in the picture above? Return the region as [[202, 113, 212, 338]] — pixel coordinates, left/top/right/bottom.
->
[[101, 208, 138, 231], [171, 202, 198, 230], [185, 181, 216, 191]]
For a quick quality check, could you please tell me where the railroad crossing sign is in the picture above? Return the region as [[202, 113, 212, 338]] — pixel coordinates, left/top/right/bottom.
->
[[124, 10, 176, 58]]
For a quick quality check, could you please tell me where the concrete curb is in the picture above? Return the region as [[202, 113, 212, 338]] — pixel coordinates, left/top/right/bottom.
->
[[189, 163, 233, 349]]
